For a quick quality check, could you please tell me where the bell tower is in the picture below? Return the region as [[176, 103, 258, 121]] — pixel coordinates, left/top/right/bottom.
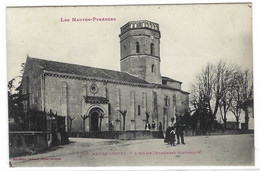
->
[[119, 20, 162, 84]]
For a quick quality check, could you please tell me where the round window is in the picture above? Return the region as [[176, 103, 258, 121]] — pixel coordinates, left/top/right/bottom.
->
[[90, 84, 98, 94]]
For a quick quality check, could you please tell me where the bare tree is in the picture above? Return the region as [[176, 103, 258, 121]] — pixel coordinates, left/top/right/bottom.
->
[[118, 109, 127, 130], [230, 70, 253, 130], [99, 112, 105, 131], [81, 114, 89, 132], [217, 62, 238, 128], [190, 61, 245, 130], [241, 70, 253, 130], [68, 116, 75, 133], [190, 63, 218, 130], [145, 111, 150, 124], [199, 63, 216, 117]]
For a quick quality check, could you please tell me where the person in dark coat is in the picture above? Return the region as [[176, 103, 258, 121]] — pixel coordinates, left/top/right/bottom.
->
[[175, 117, 186, 144], [164, 126, 170, 143], [164, 117, 175, 144], [169, 129, 176, 146]]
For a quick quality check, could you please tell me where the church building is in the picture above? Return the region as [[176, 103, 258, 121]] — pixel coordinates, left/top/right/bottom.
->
[[21, 20, 189, 134]]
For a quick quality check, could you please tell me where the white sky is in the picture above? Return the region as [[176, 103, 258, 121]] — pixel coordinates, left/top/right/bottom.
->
[[6, 4, 253, 93]]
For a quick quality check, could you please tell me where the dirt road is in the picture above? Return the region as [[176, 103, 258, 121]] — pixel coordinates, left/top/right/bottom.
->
[[10, 134, 254, 167]]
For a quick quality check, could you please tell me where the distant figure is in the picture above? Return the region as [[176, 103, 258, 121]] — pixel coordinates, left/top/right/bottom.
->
[[145, 122, 151, 131], [109, 121, 114, 131], [151, 121, 156, 130]]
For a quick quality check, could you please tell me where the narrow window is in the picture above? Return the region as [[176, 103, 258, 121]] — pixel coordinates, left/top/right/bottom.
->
[[151, 64, 155, 73], [164, 96, 168, 106], [124, 45, 126, 55], [150, 43, 154, 55], [172, 95, 176, 107], [136, 42, 140, 53], [138, 105, 141, 115]]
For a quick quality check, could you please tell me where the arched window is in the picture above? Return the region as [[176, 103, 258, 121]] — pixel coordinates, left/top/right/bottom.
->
[[134, 23, 137, 28], [151, 64, 155, 73], [136, 42, 140, 53], [130, 24, 133, 28], [150, 43, 154, 55]]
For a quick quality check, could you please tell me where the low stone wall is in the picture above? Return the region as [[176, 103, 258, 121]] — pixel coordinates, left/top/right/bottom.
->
[[71, 131, 163, 140], [184, 129, 254, 136], [118, 131, 161, 140], [9, 131, 70, 157], [9, 131, 49, 157]]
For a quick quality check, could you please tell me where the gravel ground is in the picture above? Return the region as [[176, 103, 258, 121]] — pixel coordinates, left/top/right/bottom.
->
[[10, 134, 254, 167]]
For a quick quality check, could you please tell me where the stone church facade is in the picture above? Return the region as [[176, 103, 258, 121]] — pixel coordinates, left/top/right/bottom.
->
[[21, 20, 189, 134]]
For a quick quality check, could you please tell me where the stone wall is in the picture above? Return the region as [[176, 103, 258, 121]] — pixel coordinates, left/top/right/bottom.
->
[[43, 75, 189, 133]]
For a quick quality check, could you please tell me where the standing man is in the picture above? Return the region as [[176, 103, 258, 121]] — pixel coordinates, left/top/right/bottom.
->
[[175, 116, 185, 144]]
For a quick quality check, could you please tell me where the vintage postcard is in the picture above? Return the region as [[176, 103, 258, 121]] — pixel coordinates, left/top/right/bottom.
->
[[7, 3, 254, 167]]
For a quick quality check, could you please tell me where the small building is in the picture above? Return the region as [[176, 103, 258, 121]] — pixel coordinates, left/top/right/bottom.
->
[[21, 20, 189, 135], [226, 121, 238, 129]]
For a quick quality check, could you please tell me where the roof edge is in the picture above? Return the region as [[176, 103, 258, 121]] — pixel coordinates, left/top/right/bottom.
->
[[43, 70, 153, 88]]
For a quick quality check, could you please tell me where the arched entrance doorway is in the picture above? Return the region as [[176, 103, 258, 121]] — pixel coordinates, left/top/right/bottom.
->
[[89, 107, 104, 132]]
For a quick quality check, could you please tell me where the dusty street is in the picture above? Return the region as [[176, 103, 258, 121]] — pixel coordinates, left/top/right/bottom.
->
[[10, 134, 254, 167]]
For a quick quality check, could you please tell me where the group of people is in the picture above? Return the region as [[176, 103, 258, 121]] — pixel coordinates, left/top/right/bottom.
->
[[144, 121, 156, 131], [164, 117, 185, 146], [144, 116, 186, 146]]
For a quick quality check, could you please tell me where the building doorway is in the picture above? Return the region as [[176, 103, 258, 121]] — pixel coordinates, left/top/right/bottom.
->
[[90, 112, 99, 132], [89, 107, 104, 132]]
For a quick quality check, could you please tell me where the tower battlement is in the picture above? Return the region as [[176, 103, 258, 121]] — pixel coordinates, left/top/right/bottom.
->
[[120, 20, 160, 36]]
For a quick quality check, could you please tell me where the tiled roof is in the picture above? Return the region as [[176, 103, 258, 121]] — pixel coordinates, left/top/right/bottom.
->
[[151, 83, 189, 94], [27, 57, 150, 85], [26, 57, 188, 94], [162, 76, 182, 84]]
